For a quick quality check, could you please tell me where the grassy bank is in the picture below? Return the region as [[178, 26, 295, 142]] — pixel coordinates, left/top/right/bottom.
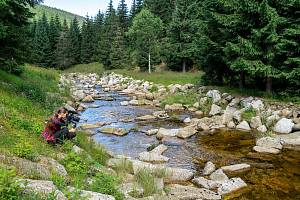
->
[[0, 65, 123, 199], [64, 62, 105, 75]]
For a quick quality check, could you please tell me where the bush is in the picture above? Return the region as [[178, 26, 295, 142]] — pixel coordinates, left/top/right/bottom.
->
[[13, 141, 37, 161], [62, 152, 88, 176], [88, 173, 124, 200], [0, 166, 21, 200]]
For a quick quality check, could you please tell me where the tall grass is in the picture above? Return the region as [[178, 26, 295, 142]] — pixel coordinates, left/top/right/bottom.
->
[[64, 62, 105, 75]]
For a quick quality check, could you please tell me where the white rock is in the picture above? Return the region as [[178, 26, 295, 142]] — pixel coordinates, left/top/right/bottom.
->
[[227, 121, 236, 129], [256, 137, 282, 150], [275, 131, 300, 147], [138, 152, 169, 163], [222, 106, 238, 124], [82, 95, 94, 103], [146, 129, 159, 136], [209, 104, 222, 116], [157, 128, 179, 138], [257, 125, 267, 133], [165, 104, 185, 111], [129, 100, 139, 106], [236, 121, 251, 131], [203, 161, 216, 176], [206, 90, 221, 104], [209, 169, 229, 183], [192, 177, 219, 190], [183, 117, 191, 123], [176, 126, 197, 139], [120, 101, 129, 106], [253, 146, 281, 154], [67, 186, 115, 200], [251, 100, 264, 111], [221, 164, 250, 173], [250, 116, 262, 129], [218, 178, 247, 195], [273, 118, 294, 134]]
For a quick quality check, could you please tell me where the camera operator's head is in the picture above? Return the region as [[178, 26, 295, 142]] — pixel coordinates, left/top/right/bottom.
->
[[55, 107, 68, 119]]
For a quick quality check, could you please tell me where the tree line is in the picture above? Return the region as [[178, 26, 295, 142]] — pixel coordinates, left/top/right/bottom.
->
[[0, 0, 299, 94]]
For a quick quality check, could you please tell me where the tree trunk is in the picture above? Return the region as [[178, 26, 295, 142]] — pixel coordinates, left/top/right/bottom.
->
[[266, 76, 272, 93], [239, 71, 245, 89], [182, 60, 186, 73], [148, 52, 151, 74]]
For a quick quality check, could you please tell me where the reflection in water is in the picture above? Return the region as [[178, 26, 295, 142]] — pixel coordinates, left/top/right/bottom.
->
[[79, 91, 300, 200]]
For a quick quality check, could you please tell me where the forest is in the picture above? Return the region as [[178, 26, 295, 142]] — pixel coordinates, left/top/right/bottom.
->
[[0, 0, 299, 95]]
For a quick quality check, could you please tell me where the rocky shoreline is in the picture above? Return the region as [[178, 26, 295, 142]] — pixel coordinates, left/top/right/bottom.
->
[[58, 72, 300, 199]]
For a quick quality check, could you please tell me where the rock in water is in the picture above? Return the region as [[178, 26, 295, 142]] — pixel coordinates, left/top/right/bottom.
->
[[176, 126, 197, 139], [236, 121, 251, 131], [136, 115, 156, 121], [146, 129, 159, 136], [221, 164, 250, 173], [253, 136, 282, 154], [157, 128, 179, 138], [218, 178, 247, 195], [273, 118, 294, 133], [203, 161, 216, 176], [82, 95, 94, 103], [192, 177, 219, 190], [209, 169, 229, 183], [100, 127, 129, 136]]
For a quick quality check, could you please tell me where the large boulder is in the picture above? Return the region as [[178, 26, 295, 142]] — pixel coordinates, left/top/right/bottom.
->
[[176, 126, 197, 139], [275, 131, 300, 148], [217, 178, 247, 195], [236, 121, 251, 131], [138, 145, 169, 163], [250, 100, 264, 111], [273, 118, 294, 133], [167, 184, 221, 200], [253, 137, 282, 154], [157, 128, 179, 139], [209, 169, 229, 183], [38, 156, 68, 178], [206, 90, 221, 104], [222, 106, 238, 124], [209, 104, 222, 116]]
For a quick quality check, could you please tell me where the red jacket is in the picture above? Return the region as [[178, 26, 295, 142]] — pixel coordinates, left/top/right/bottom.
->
[[42, 117, 66, 142]]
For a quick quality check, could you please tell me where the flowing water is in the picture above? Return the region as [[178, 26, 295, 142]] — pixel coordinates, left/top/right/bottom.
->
[[79, 89, 300, 200]]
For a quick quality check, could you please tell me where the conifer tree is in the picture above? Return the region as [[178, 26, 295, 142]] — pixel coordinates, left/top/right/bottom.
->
[[68, 17, 81, 65], [129, 0, 137, 22], [109, 26, 128, 69], [144, 0, 175, 23], [117, 0, 129, 31], [81, 16, 95, 63], [135, 0, 144, 14], [48, 16, 61, 67], [56, 19, 72, 68]]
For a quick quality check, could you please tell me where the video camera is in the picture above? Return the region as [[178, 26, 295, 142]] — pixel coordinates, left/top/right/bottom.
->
[[64, 104, 80, 128]]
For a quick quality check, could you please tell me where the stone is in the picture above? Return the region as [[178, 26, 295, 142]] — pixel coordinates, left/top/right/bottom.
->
[[151, 144, 168, 155], [138, 152, 169, 163], [209, 104, 222, 116], [19, 179, 67, 200], [119, 182, 144, 198], [120, 101, 129, 106], [81, 122, 109, 130], [221, 164, 250, 173], [203, 161, 216, 176], [240, 97, 254, 109], [157, 128, 179, 139], [293, 124, 300, 132], [193, 102, 200, 108], [183, 117, 191, 123], [72, 145, 84, 154], [67, 186, 115, 200], [209, 169, 229, 183], [206, 90, 221, 104], [153, 111, 169, 119], [236, 121, 251, 131], [195, 111, 204, 116], [222, 106, 238, 124], [136, 115, 156, 121], [82, 95, 94, 103], [165, 104, 185, 111], [256, 137, 282, 150], [146, 129, 159, 136], [250, 116, 262, 129], [38, 156, 68, 178], [257, 125, 268, 133], [200, 97, 209, 105], [217, 178, 247, 195], [251, 100, 264, 111], [176, 126, 197, 139], [64, 104, 76, 113], [266, 114, 280, 128], [275, 131, 300, 147], [192, 177, 219, 190], [100, 127, 129, 136], [168, 184, 221, 200], [233, 110, 243, 123], [253, 146, 280, 154], [273, 118, 294, 133], [227, 121, 236, 129], [129, 100, 139, 106]]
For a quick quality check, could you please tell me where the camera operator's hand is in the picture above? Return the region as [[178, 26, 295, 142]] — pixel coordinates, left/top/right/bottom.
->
[[69, 128, 76, 133]]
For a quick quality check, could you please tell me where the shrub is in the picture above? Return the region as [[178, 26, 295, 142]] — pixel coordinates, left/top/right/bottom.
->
[[0, 166, 21, 200], [62, 152, 88, 176], [13, 141, 37, 161], [88, 172, 124, 200]]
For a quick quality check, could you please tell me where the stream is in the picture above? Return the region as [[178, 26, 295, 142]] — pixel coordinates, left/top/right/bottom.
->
[[78, 88, 300, 200]]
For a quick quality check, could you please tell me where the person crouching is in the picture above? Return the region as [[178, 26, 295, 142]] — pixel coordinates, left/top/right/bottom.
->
[[42, 107, 76, 144]]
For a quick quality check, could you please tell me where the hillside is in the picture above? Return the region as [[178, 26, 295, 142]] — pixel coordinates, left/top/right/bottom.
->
[[31, 4, 85, 26]]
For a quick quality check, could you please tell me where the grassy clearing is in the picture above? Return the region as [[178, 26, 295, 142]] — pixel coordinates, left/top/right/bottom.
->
[[64, 62, 105, 75], [161, 91, 199, 107], [111, 69, 203, 86]]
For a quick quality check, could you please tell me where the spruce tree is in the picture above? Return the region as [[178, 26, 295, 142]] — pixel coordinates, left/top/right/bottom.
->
[[144, 0, 175, 23], [56, 19, 72, 69], [81, 16, 95, 63], [129, 0, 137, 22], [68, 17, 81, 65], [135, 0, 144, 14], [117, 0, 129, 31], [48, 16, 61, 67], [109, 26, 128, 69]]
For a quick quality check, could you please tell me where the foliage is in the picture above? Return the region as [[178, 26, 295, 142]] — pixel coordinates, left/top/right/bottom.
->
[[13, 141, 37, 161], [134, 169, 161, 197], [111, 158, 133, 175], [0, 166, 21, 200], [61, 152, 89, 176], [88, 172, 124, 200], [161, 91, 199, 107], [241, 107, 257, 121], [64, 62, 105, 75]]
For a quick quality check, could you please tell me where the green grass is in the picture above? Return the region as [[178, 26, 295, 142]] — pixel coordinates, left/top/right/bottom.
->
[[161, 91, 199, 107], [111, 69, 203, 86], [64, 62, 105, 75], [241, 107, 257, 121]]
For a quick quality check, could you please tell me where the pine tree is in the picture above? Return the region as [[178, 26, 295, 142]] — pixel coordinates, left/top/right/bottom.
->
[[144, 0, 175, 23], [48, 15, 61, 67], [109, 26, 128, 69], [81, 16, 95, 63], [32, 13, 52, 67], [117, 0, 129, 31], [106, 0, 115, 18], [135, 0, 144, 14], [68, 17, 81, 65], [129, 0, 137, 22], [56, 19, 72, 69]]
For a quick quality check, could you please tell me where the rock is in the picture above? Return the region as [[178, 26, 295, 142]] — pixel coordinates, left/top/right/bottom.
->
[[227, 121, 236, 129], [19, 179, 67, 200], [81, 122, 109, 130], [168, 184, 221, 200], [203, 161, 216, 176], [38, 157, 68, 178], [136, 115, 156, 121], [236, 121, 251, 131], [282, 108, 292, 118], [193, 102, 200, 108], [253, 146, 281, 154], [240, 97, 254, 109], [221, 164, 250, 173], [206, 90, 221, 104], [165, 104, 185, 111], [266, 114, 280, 128], [233, 109, 243, 123], [129, 100, 139, 106], [120, 101, 129, 106], [250, 116, 262, 129], [275, 131, 300, 148], [176, 126, 197, 139], [146, 129, 159, 136], [209, 169, 229, 183], [68, 186, 115, 200], [138, 152, 169, 163], [257, 125, 267, 133], [293, 124, 300, 132], [273, 118, 294, 133], [72, 145, 84, 154], [183, 117, 191, 123], [154, 178, 164, 191], [119, 182, 144, 198], [157, 128, 179, 139], [195, 111, 204, 117], [82, 95, 94, 102], [153, 111, 169, 119], [151, 144, 168, 155], [251, 100, 264, 111], [192, 177, 219, 190], [100, 127, 129, 136], [0, 154, 51, 179], [256, 137, 282, 150], [222, 106, 238, 124], [209, 104, 222, 116], [64, 104, 76, 113], [217, 178, 247, 195]]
